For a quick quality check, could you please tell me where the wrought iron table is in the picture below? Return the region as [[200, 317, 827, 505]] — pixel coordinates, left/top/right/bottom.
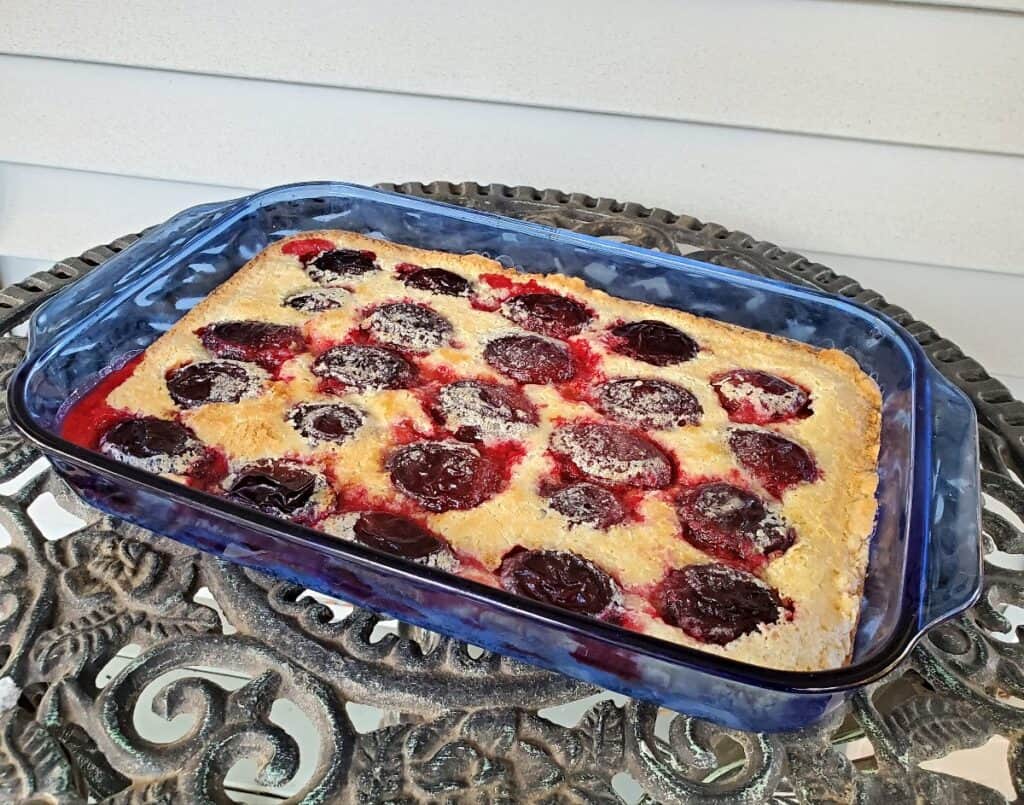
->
[[1, 182, 1022, 804]]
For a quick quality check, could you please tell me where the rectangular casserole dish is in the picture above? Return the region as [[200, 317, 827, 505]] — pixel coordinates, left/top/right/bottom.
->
[[8, 182, 982, 731]]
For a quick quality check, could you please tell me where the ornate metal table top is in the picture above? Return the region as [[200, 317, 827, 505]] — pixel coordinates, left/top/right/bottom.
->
[[1, 182, 1022, 804]]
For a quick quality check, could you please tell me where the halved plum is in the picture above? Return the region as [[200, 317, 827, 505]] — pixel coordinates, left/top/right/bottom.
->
[[499, 548, 619, 617], [353, 512, 450, 561], [729, 429, 819, 498], [435, 379, 538, 440], [284, 287, 349, 313], [197, 320, 305, 371], [166, 360, 267, 408], [608, 320, 698, 366], [288, 402, 364, 445], [676, 482, 795, 564], [363, 303, 454, 352], [388, 440, 500, 512], [595, 378, 702, 429], [282, 237, 335, 263], [306, 249, 379, 283], [225, 459, 327, 518], [549, 422, 673, 489], [500, 292, 593, 339], [321, 511, 455, 569], [312, 345, 416, 391], [402, 266, 471, 297], [99, 417, 204, 475], [548, 483, 626, 530], [657, 563, 786, 645], [712, 369, 811, 424], [483, 335, 575, 384]]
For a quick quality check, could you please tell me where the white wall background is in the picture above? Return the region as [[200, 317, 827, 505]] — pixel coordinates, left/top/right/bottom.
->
[[1, 0, 1022, 393]]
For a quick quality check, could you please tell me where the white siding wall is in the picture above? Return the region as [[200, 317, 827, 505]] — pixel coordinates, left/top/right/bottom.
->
[[1, 0, 1021, 390]]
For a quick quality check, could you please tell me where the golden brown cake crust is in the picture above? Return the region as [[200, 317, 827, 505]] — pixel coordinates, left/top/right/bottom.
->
[[103, 229, 882, 671]]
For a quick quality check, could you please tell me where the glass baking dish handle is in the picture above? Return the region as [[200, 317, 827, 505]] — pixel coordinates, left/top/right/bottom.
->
[[919, 364, 983, 629]]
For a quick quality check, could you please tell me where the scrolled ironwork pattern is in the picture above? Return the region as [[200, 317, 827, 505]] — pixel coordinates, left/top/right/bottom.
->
[[0, 182, 1020, 803]]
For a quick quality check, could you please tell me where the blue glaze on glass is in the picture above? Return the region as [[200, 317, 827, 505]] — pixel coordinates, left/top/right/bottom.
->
[[9, 182, 982, 731]]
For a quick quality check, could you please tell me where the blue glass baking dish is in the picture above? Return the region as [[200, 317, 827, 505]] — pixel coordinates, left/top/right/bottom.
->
[[8, 182, 982, 731]]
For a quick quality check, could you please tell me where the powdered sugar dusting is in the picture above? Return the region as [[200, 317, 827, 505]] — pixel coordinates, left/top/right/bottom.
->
[[284, 287, 351, 312], [692, 484, 791, 553], [550, 423, 673, 489], [548, 482, 625, 529], [718, 377, 802, 418], [437, 380, 537, 440], [167, 360, 268, 408], [751, 509, 789, 552], [312, 345, 414, 391], [596, 377, 702, 429], [320, 512, 360, 540], [363, 303, 453, 352], [695, 491, 748, 520], [102, 439, 204, 475], [207, 361, 267, 402]]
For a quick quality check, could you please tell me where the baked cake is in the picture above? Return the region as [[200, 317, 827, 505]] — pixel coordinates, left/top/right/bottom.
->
[[63, 230, 882, 671]]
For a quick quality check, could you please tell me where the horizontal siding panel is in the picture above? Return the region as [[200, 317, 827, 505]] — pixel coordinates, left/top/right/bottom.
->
[[0, 162, 242, 262], [889, 0, 1024, 10], [0, 0, 1021, 155], [1, 162, 1020, 388], [803, 250, 1024, 383], [1, 57, 1022, 276]]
